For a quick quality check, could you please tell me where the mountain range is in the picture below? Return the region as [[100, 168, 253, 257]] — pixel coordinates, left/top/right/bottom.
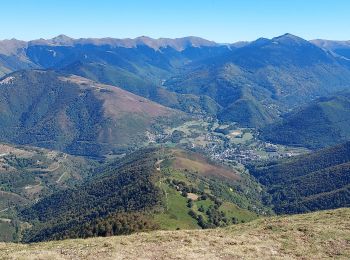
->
[[1, 34, 350, 163], [0, 33, 350, 245], [1, 33, 350, 146]]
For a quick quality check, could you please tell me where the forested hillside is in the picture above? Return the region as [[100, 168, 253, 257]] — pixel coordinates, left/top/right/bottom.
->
[[0, 70, 182, 157], [261, 92, 350, 148], [19, 148, 268, 242], [0, 142, 94, 242], [165, 34, 350, 127], [21, 149, 162, 242], [249, 142, 350, 213]]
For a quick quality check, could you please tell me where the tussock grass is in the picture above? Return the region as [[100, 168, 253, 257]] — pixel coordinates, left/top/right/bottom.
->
[[1, 208, 349, 259]]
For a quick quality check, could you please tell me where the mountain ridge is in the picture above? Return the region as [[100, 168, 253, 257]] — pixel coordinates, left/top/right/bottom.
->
[[0, 35, 219, 52], [0, 70, 183, 157]]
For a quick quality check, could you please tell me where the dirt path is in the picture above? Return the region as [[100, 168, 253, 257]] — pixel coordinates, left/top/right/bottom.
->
[[155, 159, 169, 211], [56, 172, 67, 183]]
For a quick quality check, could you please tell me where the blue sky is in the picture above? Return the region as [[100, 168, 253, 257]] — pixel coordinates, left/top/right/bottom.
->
[[1, 0, 349, 42]]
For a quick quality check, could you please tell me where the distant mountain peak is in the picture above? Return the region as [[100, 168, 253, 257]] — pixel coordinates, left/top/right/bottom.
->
[[29, 34, 74, 46], [278, 33, 299, 38], [50, 34, 74, 45], [272, 33, 309, 45], [0, 38, 27, 55], [52, 34, 73, 41], [247, 33, 312, 49], [249, 37, 270, 47]]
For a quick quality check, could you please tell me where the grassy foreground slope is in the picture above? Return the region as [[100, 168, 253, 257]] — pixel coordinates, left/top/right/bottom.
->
[[1, 208, 349, 259]]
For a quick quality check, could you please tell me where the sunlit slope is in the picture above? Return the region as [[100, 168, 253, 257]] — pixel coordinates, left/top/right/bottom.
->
[[1, 208, 349, 259]]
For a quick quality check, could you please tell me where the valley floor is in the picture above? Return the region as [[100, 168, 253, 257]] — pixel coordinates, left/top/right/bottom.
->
[[0, 208, 349, 259]]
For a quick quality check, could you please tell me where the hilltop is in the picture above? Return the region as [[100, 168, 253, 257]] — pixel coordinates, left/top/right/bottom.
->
[[1, 208, 349, 259]]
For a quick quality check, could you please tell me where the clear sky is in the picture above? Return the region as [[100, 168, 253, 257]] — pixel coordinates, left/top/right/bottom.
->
[[1, 0, 349, 42]]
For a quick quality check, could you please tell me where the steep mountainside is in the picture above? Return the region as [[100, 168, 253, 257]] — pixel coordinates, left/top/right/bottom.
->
[[0, 40, 36, 76], [1, 34, 350, 128], [1, 208, 349, 259], [261, 91, 350, 148], [249, 142, 350, 214], [21, 149, 162, 242], [19, 148, 267, 242], [0, 142, 95, 242], [0, 36, 230, 116], [0, 143, 93, 209], [62, 61, 222, 115], [0, 70, 182, 157], [165, 34, 350, 127]]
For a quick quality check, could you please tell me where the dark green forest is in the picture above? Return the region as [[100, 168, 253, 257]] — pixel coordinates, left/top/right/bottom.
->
[[249, 142, 350, 213], [21, 149, 162, 242]]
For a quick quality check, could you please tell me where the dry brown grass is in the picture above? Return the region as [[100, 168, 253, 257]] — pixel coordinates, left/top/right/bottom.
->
[[171, 149, 240, 182], [187, 193, 199, 200], [60, 75, 174, 119], [2, 208, 349, 259]]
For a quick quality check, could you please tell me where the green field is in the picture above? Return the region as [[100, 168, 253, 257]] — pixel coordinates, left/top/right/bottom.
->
[[231, 132, 254, 144], [154, 182, 199, 230], [154, 154, 261, 231], [219, 202, 257, 222], [0, 220, 15, 242]]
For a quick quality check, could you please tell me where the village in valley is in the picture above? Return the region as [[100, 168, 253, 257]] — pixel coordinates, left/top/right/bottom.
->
[[147, 117, 308, 170]]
